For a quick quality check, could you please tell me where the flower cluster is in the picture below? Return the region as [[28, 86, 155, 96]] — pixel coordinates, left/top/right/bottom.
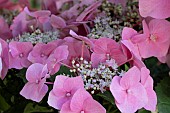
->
[[71, 58, 120, 94], [1, 0, 170, 113]]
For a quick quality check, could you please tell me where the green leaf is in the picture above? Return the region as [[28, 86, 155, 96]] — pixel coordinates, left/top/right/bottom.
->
[[24, 103, 53, 113], [97, 91, 115, 105], [156, 77, 170, 113], [0, 94, 10, 111]]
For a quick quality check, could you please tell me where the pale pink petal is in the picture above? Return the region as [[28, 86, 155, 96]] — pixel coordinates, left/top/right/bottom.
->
[[84, 98, 106, 113], [116, 83, 147, 113], [48, 90, 69, 110], [144, 88, 157, 111], [53, 75, 68, 91], [76, 1, 101, 22], [20, 82, 48, 102], [53, 45, 69, 62], [122, 27, 137, 40], [60, 101, 78, 113], [63, 76, 84, 93], [70, 89, 92, 112], [110, 76, 126, 104], [120, 66, 140, 89], [26, 63, 44, 82]]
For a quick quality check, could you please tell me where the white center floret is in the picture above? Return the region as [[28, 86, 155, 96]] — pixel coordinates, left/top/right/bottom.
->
[[41, 53, 45, 57], [81, 110, 85, 113], [19, 53, 24, 58], [127, 89, 132, 94], [66, 92, 71, 97], [35, 79, 39, 84], [150, 34, 157, 42]]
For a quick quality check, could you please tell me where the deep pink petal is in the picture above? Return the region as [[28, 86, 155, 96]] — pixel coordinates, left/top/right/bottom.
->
[[139, 0, 170, 19], [50, 15, 66, 29]]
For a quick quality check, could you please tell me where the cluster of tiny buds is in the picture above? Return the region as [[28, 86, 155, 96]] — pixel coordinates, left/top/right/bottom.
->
[[70, 57, 120, 94], [88, 0, 142, 41], [7, 28, 59, 44]]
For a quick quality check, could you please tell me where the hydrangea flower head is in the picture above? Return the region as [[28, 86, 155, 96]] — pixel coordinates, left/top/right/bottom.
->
[[9, 41, 33, 69], [20, 63, 49, 102], [91, 37, 129, 67], [0, 39, 9, 80], [60, 88, 106, 113], [141, 67, 157, 111], [47, 45, 69, 75], [138, 19, 170, 58], [48, 75, 84, 110], [28, 43, 56, 64], [110, 66, 148, 113]]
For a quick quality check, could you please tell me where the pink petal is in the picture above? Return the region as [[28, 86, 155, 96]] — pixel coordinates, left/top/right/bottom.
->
[[110, 76, 126, 104], [53, 75, 68, 92], [50, 15, 66, 29], [60, 101, 78, 113], [48, 90, 69, 110], [0, 39, 9, 80], [139, 0, 170, 19], [144, 88, 157, 111], [20, 82, 48, 102], [76, 1, 101, 22], [28, 43, 56, 64], [70, 89, 92, 112], [26, 63, 44, 82], [91, 53, 106, 67], [84, 98, 106, 113], [122, 27, 138, 40], [63, 76, 84, 93], [120, 66, 140, 89], [53, 45, 69, 62], [116, 83, 148, 113], [0, 17, 12, 40]]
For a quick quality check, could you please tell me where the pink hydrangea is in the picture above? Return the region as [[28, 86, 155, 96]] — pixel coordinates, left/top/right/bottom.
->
[[158, 49, 170, 68], [0, 39, 9, 80], [9, 41, 33, 69], [28, 43, 56, 64], [0, 17, 12, 40], [60, 88, 106, 113], [121, 27, 146, 68], [141, 67, 157, 111], [138, 19, 170, 58], [48, 76, 84, 110], [20, 63, 49, 102], [46, 45, 69, 75], [139, 0, 170, 19], [62, 37, 90, 66], [91, 38, 129, 67], [110, 66, 148, 113]]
